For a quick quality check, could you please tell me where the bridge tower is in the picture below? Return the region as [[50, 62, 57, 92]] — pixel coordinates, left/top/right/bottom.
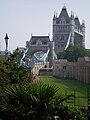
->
[[70, 12, 75, 45], [81, 20, 85, 47], [48, 41, 56, 68], [53, 6, 85, 54]]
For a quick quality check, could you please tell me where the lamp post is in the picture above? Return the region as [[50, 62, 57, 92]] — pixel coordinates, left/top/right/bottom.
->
[[16, 47, 19, 64], [4, 33, 9, 60]]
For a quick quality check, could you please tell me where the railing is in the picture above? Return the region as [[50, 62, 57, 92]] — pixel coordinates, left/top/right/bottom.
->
[[74, 30, 83, 36], [65, 88, 90, 107]]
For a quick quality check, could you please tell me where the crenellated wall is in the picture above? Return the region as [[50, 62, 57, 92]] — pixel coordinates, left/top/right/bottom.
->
[[53, 57, 90, 83]]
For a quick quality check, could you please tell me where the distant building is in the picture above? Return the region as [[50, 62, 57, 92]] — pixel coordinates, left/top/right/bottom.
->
[[0, 51, 10, 58], [17, 47, 25, 53], [0, 51, 5, 57], [26, 36, 56, 68], [53, 5, 85, 54]]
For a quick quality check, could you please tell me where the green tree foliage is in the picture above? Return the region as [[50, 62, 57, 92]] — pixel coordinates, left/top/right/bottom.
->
[[0, 56, 10, 99], [8, 47, 23, 64], [7, 50, 29, 84], [0, 83, 83, 120], [0, 52, 28, 85], [4, 47, 23, 66], [57, 45, 90, 62], [0, 56, 5, 65], [0, 51, 29, 101]]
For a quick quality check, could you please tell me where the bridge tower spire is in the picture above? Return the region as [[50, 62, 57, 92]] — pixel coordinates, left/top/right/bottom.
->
[[70, 11, 75, 45]]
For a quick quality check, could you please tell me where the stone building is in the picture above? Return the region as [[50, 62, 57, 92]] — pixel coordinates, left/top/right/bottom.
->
[[25, 35, 56, 68], [53, 57, 90, 83], [53, 6, 85, 54]]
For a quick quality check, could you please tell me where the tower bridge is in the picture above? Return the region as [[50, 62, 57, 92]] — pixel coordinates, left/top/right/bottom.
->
[[53, 6, 85, 54], [20, 36, 57, 69], [20, 5, 85, 77]]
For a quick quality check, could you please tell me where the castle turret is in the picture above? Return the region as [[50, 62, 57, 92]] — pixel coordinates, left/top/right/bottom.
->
[[53, 11, 56, 25], [70, 11, 75, 45], [74, 16, 81, 32], [53, 11, 57, 35], [59, 5, 70, 23], [49, 41, 55, 68], [81, 20, 85, 47]]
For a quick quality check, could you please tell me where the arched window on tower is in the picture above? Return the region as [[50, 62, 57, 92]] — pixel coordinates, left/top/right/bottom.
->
[[61, 35, 64, 40], [60, 17, 66, 24], [61, 43, 64, 48]]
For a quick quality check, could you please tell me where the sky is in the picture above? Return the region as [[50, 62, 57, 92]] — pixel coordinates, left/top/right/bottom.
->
[[0, 0, 90, 51]]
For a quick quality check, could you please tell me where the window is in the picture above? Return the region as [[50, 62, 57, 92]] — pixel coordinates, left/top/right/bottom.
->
[[58, 45, 60, 48], [63, 66, 66, 69], [44, 65, 47, 68], [36, 40, 42, 45], [60, 17, 66, 24], [61, 35, 64, 40], [32, 41, 36, 44], [42, 41, 47, 44], [61, 44, 64, 48]]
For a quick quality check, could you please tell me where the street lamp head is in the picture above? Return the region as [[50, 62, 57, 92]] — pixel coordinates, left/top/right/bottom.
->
[[4, 33, 9, 47], [4, 33, 9, 60], [4, 33, 9, 43]]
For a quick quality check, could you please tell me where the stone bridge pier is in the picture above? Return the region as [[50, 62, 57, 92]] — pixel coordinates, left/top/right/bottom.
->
[[26, 36, 57, 68]]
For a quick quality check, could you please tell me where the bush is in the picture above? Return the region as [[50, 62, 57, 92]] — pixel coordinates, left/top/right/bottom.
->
[[0, 82, 83, 120]]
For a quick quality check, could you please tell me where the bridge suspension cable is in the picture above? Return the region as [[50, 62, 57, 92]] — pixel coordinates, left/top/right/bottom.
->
[[34, 48, 50, 62], [20, 48, 28, 65], [65, 32, 71, 50]]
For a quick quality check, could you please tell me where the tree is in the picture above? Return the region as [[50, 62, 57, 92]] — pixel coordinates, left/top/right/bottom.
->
[[0, 82, 83, 120], [7, 47, 23, 64], [0, 58, 28, 85], [0, 56, 10, 100], [0, 51, 29, 104], [0, 56, 5, 65], [57, 45, 90, 62]]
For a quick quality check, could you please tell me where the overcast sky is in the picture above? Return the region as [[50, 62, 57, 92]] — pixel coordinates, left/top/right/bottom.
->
[[0, 0, 90, 51]]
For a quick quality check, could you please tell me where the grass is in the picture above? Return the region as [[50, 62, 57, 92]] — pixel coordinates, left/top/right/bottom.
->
[[40, 76, 90, 106]]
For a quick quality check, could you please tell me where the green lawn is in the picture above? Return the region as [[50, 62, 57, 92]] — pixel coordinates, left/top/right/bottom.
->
[[40, 76, 90, 106]]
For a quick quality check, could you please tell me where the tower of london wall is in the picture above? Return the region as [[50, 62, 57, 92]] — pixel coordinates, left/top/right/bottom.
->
[[53, 57, 90, 83]]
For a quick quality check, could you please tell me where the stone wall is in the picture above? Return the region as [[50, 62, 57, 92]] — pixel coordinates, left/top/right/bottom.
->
[[39, 68, 53, 76], [53, 57, 90, 83], [28, 62, 50, 80]]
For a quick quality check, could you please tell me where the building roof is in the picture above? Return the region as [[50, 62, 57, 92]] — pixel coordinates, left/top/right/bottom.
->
[[75, 17, 81, 28], [30, 36, 50, 45], [58, 6, 70, 23], [31, 36, 50, 38]]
